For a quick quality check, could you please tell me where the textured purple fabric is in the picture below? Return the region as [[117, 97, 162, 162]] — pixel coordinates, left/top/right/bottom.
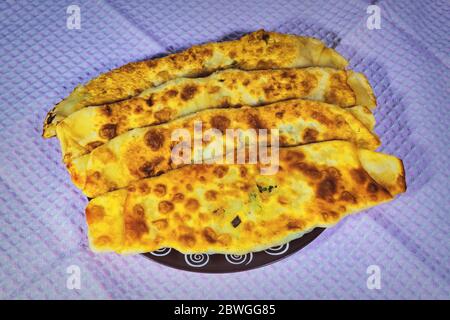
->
[[0, 0, 448, 299]]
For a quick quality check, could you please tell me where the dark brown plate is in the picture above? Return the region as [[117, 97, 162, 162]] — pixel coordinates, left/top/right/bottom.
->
[[141, 227, 325, 273]]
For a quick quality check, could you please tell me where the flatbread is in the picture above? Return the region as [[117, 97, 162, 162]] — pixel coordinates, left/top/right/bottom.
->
[[43, 30, 348, 138], [86, 140, 406, 254], [67, 99, 380, 198], [56, 67, 376, 162]]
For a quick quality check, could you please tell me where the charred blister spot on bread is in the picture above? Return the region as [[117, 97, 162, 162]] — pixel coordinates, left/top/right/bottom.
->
[[284, 150, 305, 162], [199, 212, 210, 222], [292, 162, 322, 180], [186, 183, 193, 191], [172, 192, 185, 203], [263, 85, 275, 97], [287, 219, 304, 230], [86, 171, 101, 185], [368, 182, 391, 200], [325, 72, 354, 105], [180, 85, 198, 101], [203, 227, 218, 243], [185, 46, 213, 63], [218, 234, 232, 245], [334, 115, 346, 127], [134, 105, 143, 113], [281, 70, 296, 80], [210, 115, 231, 134], [367, 182, 379, 193], [156, 70, 170, 82], [303, 128, 319, 143], [146, 95, 154, 107], [340, 191, 357, 204], [261, 32, 270, 43], [181, 214, 192, 222], [86, 205, 105, 224], [316, 175, 338, 200], [300, 73, 317, 93], [208, 85, 221, 94], [239, 167, 247, 178], [325, 167, 342, 179], [350, 168, 368, 184], [185, 198, 200, 211], [278, 196, 289, 205], [101, 105, 113, 117], [311, 111, 332, 126], [139, 157, 165, 177], [239, 182, 252, 192], [247, 112, 266, 129], [284, 83, 293, 90], [244, 221, 255, 232], [320, 210, 339, 222], [152, 219, 168, 230], [179, 234, 196, 247], [256, 59, 276, 69], [132, 204, 145, 218], [229, 50, 237, 59], [205, 190, 218, 201], [99, 123, 117, 140], [117, 62, 139, 73], [275, 111, 285, 119], [213, 165, 229, 178], [154, 108, 173, 122], [145, 59, 158, 68], [126, 219, 149, 240], [158, 200, 174, 214], [144, 129, 165, 151], [165, 89, 178, 98], [94, 235, 111, 246], [138, 182, 150, 194], [153, 183, 167, 197], [331, 71, 346, 83]]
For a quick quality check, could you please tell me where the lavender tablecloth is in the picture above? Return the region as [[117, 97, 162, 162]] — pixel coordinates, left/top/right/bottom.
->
[[0, 0, 448, 299]]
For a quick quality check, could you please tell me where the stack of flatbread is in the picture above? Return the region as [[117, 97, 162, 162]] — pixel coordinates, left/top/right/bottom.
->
[[44, 30, 406, 255]]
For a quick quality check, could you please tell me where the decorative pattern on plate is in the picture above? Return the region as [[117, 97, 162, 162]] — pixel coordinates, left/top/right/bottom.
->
[[225, 253, 254, 265], [264, 243, 290, 255], [184, 254, 210, 267], [149, 247, 172, 256], [142, 228, 325, 273]]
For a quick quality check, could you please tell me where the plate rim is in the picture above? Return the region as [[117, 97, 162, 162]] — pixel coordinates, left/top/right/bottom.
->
[[141, 227, 326, 273]]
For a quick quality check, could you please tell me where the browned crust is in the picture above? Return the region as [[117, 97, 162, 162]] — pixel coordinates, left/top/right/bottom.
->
[[43, 30, 348, 138]]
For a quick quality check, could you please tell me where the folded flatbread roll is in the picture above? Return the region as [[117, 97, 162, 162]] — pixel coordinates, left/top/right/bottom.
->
[[56, 67, 376, 162], [43, 30, 349, 138], [67, 99, 380, 198], [86, 140, 406, 254]]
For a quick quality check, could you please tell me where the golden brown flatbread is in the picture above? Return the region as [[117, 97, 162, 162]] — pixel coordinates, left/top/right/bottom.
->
[[86, 140, 406, 254], [43, 30, 348, 138], [67, 99, 380, 198], [56, 67, 376, 162]]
